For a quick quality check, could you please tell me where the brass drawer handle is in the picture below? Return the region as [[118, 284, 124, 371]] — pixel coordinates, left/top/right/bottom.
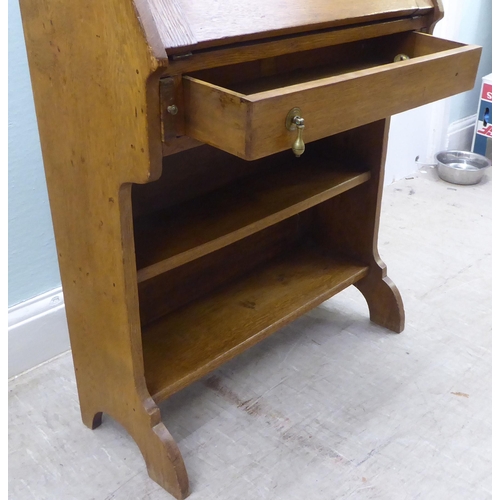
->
[[286, 107, 305, 157], [394, 53, 410, 62]]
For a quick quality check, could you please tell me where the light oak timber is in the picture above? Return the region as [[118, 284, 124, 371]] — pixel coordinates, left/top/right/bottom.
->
[[137, 215, 312, 326], [143, 242, 369, 403], [17, 0, 188, 498], [424, 0, 444, 34], [18, 0, 479, 497], [170, 0, 434, 51], [312, 120, 405, 333], [148, 0, 198, 50], [221, 32, 477, 94], [183, 32, 481, 160], [246, 42, 480, 160], [165, 16, 429, 75], [162, 135, 203, 157], [133, 144, 277, 218]]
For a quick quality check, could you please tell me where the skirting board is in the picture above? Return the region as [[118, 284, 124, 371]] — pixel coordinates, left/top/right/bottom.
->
[[8, 287, 70, 379], [446, 114, 476, 152]]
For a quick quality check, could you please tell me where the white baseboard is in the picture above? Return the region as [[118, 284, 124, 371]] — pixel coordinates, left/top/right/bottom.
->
[[8, 287, 71, 379], [446, 114, 476, 152]]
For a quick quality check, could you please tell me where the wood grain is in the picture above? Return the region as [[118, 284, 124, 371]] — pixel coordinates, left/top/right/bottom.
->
[[18, 0, 480, 495], [183, 78, 247, 158], [133, 144, 274, 218], [312, 120, 405, 332], [138, 215, 310, 325], [165, 17, 428, 75], [171, 0, 434, 51], [143, 241, 369, 402], [247, 41, 480, 159], [18, 0, 189, 497], [147, 0, 198, 50]]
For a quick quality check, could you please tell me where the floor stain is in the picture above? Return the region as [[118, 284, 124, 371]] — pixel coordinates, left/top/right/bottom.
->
[[204, 375, 353, 465], [451, 391, 469, 398], [281, 428, 352, 464], [204, 375, 263, 417]]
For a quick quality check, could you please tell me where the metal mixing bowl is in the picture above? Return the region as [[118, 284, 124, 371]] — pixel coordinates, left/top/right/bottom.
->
[[435, 150, 491, 185]]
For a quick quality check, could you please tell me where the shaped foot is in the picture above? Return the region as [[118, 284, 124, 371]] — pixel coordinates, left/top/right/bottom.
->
[[140, 420, 189, 499], [355, 273, 404, 333], [80, 400, 189, 499]]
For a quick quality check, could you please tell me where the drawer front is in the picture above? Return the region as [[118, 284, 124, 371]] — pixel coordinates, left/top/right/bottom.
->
[[182, 33, 481, 160]]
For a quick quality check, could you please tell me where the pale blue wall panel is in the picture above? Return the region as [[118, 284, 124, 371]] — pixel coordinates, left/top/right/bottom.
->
[[8, 0, 61, 307]]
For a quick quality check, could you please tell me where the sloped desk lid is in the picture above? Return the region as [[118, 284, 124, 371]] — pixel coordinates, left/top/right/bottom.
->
[[147, 0, 436, 53]]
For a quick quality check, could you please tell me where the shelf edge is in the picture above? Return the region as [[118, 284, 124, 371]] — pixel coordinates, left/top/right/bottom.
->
[[136, 170, 371, 283]]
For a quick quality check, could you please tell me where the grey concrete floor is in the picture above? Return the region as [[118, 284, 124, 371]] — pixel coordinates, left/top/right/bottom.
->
[[9, 167, 492, 500]]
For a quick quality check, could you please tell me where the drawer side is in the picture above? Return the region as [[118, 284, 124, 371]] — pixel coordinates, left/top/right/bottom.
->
[[183, 77, 250, 158]]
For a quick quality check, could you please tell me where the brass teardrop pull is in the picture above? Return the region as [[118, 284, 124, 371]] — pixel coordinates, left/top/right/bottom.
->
[[286, 107, 306, 157]]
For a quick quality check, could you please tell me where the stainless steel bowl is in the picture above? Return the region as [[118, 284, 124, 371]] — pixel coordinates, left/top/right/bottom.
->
[[435, 150, 491, 185]]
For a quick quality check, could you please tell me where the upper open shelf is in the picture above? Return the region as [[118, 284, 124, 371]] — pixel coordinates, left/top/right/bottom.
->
[[134, 156, 370, 282]]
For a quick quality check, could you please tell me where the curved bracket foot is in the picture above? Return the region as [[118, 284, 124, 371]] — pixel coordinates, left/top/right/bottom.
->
[[80, 399, 189, 499], [355, 274, 404, 333], [140, 420, 190, 500]]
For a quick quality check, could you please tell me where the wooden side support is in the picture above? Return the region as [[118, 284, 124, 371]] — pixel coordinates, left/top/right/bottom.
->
[[313, 119, 405, 333], [18, 0, 189, 497], [425, 0, 445, 34]]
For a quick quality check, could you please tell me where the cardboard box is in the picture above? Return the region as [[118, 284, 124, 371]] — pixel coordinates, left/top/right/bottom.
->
[[472, 73, 492, 160]]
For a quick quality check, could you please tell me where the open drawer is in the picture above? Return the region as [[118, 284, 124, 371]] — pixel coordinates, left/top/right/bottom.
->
[[180, 31, 481, 160]]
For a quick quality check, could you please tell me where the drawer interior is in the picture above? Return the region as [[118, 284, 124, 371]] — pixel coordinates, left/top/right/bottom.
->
[[187, 31, 466, 96]]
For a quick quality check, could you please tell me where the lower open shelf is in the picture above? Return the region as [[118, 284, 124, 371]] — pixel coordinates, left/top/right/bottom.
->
[[142, 241, 369, 403]]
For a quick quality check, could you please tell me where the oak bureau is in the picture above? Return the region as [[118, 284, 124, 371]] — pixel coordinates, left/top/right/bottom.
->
[[19, 0, 480, 497]]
